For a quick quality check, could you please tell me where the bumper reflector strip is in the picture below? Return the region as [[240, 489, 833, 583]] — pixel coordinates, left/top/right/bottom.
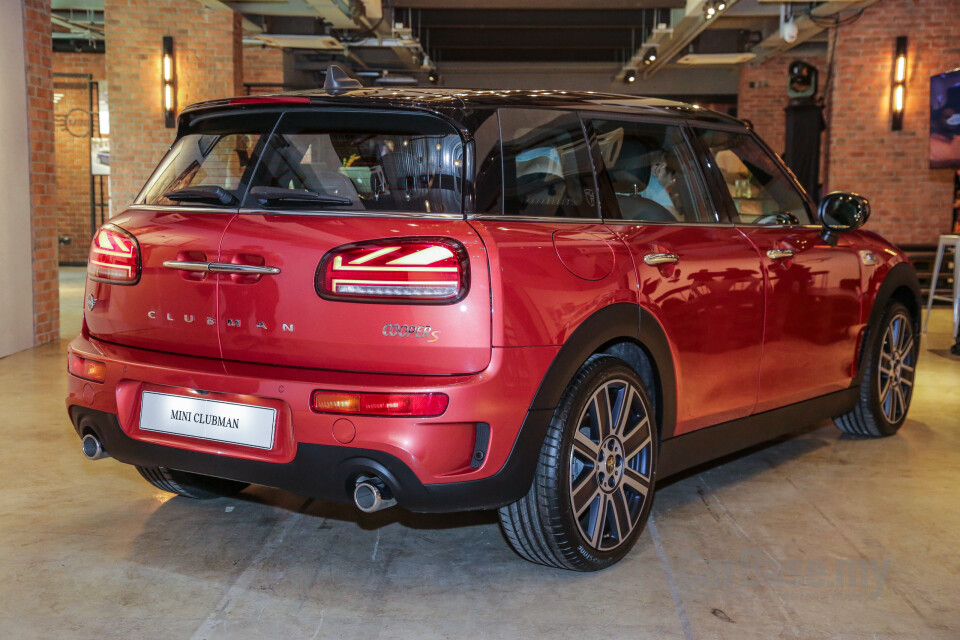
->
[[311, 390, 448, 417], [68, 353, 107, 383]]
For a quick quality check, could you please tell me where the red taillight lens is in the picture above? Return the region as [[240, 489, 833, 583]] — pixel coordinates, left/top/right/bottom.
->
[[87, 224, 141, 285], [68, 353, 106, 383], [311, 390, 448, 417], [317, 238, 469, 303]]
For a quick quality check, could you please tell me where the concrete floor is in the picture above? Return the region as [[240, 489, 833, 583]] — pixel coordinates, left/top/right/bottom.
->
[[1, 266, 958, 639]]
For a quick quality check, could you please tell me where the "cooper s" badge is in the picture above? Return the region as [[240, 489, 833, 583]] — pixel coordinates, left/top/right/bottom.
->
[[382, 323, 441, 343]]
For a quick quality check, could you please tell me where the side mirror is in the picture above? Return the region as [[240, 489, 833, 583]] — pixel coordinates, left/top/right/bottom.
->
[[818, 191, 870, 246]]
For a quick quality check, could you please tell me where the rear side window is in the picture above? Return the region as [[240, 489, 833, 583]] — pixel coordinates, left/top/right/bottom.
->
[[589, 118, 707, 223], [694, 129, 812, 225], [498, 109, 598, 219], [248, 111, 463, 214]]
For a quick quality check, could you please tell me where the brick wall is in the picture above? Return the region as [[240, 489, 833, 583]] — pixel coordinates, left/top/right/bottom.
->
[[243, 45, 284, 93], [104, 0, 243, 209], [827, 0, 960, 245], [738, 55, 826, 156], [23, 0, 58, 345], [53, 52, 106, 263]]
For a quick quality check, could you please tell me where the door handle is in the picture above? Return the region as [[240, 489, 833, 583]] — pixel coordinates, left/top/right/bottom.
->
[[643, 252, 679, 266], [766, 249, 795, 261], [163, 261, 281, 275]]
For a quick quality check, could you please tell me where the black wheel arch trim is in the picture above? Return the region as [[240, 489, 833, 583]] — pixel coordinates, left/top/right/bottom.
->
[[526, 302, 678, 438], [853, 262, 921, 387]]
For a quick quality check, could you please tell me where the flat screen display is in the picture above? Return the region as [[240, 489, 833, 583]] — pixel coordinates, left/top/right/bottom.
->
[[931, 68, 960, 168]]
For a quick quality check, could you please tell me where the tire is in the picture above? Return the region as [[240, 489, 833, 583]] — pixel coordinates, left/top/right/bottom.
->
[[835, 301, 918, 437], [499, 355, 657, 571], [136, 466, 249, 499]]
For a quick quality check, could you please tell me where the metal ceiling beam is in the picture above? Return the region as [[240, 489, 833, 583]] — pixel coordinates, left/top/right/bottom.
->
[[641, 0, 742, 79], [391, 0, 683, 8], [749, 0, 881, 63], [51, 13, 104, 37]]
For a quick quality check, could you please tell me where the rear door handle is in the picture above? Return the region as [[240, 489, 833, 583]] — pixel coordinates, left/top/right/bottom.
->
[[643, 252, 679, 266], [163, 261, 281, 275], [766, 249, 795, 260]]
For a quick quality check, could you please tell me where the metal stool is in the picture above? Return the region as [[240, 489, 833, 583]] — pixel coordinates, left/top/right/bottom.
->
[[922, 234, 960, 337]]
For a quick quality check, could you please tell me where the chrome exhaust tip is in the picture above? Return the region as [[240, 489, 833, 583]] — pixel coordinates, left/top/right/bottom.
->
[[81, 434, 109, 461], [353, 477, 397, 513]]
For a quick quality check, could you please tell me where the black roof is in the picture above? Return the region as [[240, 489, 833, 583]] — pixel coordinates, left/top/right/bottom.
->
[[180, 87, 744, 131]]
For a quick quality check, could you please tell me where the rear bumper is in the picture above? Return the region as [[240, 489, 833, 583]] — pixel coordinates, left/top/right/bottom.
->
[[66, 334, 559, 512]]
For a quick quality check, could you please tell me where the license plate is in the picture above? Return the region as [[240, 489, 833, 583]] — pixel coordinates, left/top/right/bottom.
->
[[139, 391, 277, 450]]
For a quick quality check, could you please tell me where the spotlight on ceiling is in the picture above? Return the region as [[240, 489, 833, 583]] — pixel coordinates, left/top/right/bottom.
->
[[624, 69, 637, 83], [643, 47, 657, 65], [703, 0, 725, 20]]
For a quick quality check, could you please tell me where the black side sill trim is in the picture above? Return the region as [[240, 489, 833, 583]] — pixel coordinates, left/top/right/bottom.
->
[[658, 387, 859, 478]]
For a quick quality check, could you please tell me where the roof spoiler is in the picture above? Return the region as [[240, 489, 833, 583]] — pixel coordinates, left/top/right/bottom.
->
[[324, 65, 363, 95]]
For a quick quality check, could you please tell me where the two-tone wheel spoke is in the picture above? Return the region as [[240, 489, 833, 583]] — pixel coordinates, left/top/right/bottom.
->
[[588, 389, 614, 440], [622, 467, 650, 498], [572, 477, 601, 517], [572, 429, 599, 460], [622, 417, 651, 460], [609, 487, 632, 541]]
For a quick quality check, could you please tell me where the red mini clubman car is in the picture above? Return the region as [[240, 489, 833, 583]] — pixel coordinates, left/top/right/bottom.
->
[[67, 68, 921, 571]]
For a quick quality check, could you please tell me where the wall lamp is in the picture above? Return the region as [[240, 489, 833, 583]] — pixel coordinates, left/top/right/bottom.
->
[[891, 36, 907, 131], [162, 36, 177, 128]]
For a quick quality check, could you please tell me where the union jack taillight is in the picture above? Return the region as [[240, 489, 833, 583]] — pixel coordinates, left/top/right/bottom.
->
[[316, 237, 469, 304], [87, 224, 141, 285]]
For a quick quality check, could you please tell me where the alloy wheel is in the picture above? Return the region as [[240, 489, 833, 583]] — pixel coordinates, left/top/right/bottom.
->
[[877, 311, 916, 424], [568, 379, 653, 551]]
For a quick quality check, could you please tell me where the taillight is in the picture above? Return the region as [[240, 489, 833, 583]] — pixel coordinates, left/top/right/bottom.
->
[[87, 224, 141, 285], [311, 390, 448, 417], [316, 237, 469, 304], [68, 353, 106, 383]]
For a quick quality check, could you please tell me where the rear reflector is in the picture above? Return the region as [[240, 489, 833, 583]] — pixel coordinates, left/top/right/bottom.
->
[[316, 237, 469, 304], [68, 353, 106, 383], [311, 390, 448, 417], [87, 224, 141, 285]]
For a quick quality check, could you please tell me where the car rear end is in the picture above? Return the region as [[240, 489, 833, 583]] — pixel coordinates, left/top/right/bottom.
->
[[67, 97, 556, 512]]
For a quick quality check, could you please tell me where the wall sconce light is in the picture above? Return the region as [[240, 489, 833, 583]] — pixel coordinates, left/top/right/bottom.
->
[[891, 36, 907, 131], [162, 36, 177, 128]]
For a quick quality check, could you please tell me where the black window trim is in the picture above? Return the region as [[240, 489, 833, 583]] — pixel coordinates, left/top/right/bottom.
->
[[470, 107, 603, 223], [686, 123, 819, 229], [578, 110, 723, 226], [136, 107, 470, 218]]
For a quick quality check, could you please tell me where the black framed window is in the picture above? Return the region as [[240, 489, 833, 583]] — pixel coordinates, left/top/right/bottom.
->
[[473, 110, 503, 215], [589, 118, 708, 223], [137, 112, 279, 207], [497, 109, 599, 219], [246, 110, 463, 214], [694, 128, 813, 226]]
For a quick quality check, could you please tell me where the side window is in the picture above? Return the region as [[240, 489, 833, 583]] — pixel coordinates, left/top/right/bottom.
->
[[695, 129, 812, 225], [590, 118, 706, 223], [473, 110, 503, 215], [499, 109, 598, 219]]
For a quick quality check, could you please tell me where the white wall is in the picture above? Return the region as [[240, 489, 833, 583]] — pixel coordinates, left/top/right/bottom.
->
[[0, 0, 38, 357]]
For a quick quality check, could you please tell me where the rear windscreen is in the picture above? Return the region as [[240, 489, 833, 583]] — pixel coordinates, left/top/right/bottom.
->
[[136, 109, 464, 214]]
